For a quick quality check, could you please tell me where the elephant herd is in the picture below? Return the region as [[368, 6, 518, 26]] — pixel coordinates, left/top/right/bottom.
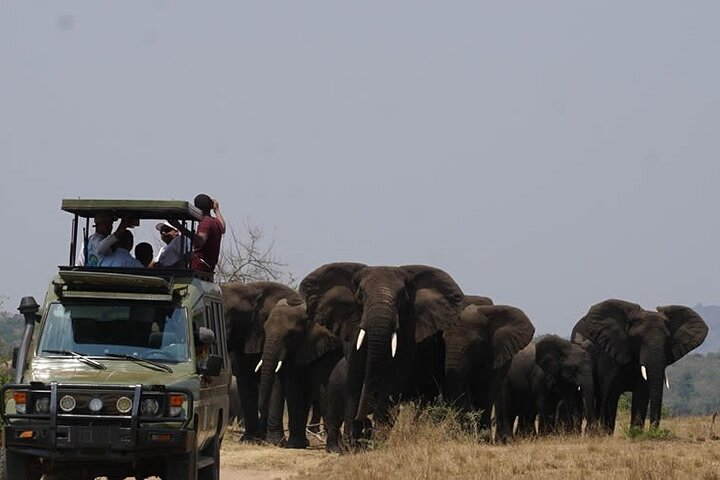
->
[[221, 263, 709, 451]]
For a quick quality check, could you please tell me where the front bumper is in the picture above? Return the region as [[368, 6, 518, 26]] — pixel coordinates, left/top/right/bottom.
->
[[1, 382, 194, 463]]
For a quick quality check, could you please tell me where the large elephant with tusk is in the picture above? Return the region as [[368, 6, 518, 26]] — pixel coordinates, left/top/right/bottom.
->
[[571, 299, 708, 433], [300, 262, 465, 446], [222, 281, 299, 443], [255, 297, 343, 448]]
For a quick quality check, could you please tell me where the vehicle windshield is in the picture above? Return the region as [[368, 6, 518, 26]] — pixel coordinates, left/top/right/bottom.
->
[[37, 302, 190, 363]]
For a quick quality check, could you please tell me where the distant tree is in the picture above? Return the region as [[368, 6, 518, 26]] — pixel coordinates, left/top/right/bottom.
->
[[677, 372, 694, 403], [214, 222, 295, 286]]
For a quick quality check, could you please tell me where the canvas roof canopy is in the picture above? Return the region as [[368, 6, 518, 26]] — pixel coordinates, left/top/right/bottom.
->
[[61, 199, 203, 222]]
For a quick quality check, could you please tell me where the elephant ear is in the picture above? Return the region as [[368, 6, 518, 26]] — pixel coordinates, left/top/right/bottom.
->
[[245, 282, 299, 354], [573, 299, 641, 365], [657, 305, 708, 365], [401, 265, 465, 343], [299, 263, 366, 345], [535, 335, 571, 385], [463, 295, 494, 307], [221, 282, 266, 354], [296, 323, 342, 367], [477, 305, 535, 368]]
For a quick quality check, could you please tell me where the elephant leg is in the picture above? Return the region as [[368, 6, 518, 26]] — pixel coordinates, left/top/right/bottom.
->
[[602, 390, 621, 434], [266, 377, 286, 446], [324, 359, 348, 453], [284, 372, 310, 449], [307, 400, 322, 434], [631, 382, 649, 430], [236, 355, 262, 442]]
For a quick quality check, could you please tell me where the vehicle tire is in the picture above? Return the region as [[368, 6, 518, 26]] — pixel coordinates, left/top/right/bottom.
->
[[0, 448, 41, 480], [164, 443, 198, 480], [198, 432, 221, 480]]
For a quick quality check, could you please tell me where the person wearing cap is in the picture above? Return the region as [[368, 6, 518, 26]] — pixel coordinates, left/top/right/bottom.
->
[[77, 212, 133, 267], [170, 194, 226, 272], [150, 221, 190, 268]]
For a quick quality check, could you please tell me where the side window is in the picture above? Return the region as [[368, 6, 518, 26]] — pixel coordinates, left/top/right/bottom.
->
[[204, 301, 226, 367], [204, 304, 216, 355], [213, 302, 228, 359]]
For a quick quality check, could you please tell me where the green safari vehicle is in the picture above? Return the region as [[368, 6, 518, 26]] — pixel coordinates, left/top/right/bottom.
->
[[1, 199, 231, 480]]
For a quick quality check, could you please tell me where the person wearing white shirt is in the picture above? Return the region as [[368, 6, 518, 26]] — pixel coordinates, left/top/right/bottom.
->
[[151, 222, 190, 268], [99, 230, 143, 268], [77, 212, 133, 267]]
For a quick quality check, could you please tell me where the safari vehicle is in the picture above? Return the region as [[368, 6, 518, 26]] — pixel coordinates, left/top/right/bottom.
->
[[1, 199, 231, 480]]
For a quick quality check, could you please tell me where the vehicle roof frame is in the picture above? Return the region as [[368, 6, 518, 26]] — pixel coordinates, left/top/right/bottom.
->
[[61, 199, 201, 268]]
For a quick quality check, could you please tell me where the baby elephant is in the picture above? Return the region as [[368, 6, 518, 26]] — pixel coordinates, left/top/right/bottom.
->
[[498, 335, 595, 440]]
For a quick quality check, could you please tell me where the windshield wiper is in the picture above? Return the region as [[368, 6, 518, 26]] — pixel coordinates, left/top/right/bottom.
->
[[103, 353, 173, 373], [42, 349, 107, 370]]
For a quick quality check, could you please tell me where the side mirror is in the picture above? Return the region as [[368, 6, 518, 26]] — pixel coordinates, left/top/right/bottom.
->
[[198, 354, 222, 377]]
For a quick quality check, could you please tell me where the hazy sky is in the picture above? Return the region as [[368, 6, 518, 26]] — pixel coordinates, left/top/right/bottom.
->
[[2, 2, 719, 334]]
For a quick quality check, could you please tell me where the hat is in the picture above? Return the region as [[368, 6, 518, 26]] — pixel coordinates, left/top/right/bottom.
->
[[155, 221, 177, 232]]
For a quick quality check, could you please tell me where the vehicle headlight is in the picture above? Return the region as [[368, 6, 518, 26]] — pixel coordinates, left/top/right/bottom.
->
[[34, 396, 50, 414], [59, 395, 76, 413], [88, 397, 103, 413], [140, 398, 160, 416], [116, 396, 133, 414], [168, 394, 187, 417], [13, 391, 27, 414]]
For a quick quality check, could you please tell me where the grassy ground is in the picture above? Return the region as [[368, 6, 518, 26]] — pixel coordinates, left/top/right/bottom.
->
[[222, 407, 720, 480]]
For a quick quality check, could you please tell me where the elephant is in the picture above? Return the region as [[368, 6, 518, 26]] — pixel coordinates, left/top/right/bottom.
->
[[533, 335, 596, 434], [442, 301, 535, 438], [222, 281, 298, 443], [571, 299, 708, 433], [256, 297, 344, 448], [299, 262, 465, 445], [497, 343, 543, 439]]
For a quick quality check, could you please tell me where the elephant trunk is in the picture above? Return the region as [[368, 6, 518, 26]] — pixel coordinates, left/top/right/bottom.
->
[[355, 304, 396, 421], [640, 345, 666, 429], [258, 336, 284, 433], [581, 382, 596, 430], [647, 365, 665, 429], [444, 342, 470, 409]]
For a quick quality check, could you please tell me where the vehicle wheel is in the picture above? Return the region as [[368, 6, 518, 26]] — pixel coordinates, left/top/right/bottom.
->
[[0, 448, 41, 480], [198, 433, 221, 480], [165, 444, 198, 480]]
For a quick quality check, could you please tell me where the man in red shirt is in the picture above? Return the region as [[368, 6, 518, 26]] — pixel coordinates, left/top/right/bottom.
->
[[190, 194, 226, 272]]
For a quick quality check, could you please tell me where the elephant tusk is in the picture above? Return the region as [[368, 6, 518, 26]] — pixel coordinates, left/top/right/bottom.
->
[[665, 372, 670, 389], [275, 361, 283, 373], [356, 329, 366, 351], [641, 365, 647, 381], [254, 359, 263, 373], [577, 386, 581, 392], [391, 332, 397, 358]]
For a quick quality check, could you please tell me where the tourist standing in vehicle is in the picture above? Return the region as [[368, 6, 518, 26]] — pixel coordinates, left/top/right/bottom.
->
[[77, 212, 133, 266], [171, 194, 225, 272]]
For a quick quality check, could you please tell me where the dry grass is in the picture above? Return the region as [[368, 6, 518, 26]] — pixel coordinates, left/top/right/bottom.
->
[[221, 409, 720, 480]]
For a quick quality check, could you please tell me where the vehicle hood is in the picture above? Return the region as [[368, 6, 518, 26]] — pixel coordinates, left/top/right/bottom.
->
[[25, 356, 196, 386]]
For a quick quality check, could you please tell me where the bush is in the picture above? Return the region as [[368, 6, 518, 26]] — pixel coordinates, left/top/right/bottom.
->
[[623, 424, 675, 441]]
